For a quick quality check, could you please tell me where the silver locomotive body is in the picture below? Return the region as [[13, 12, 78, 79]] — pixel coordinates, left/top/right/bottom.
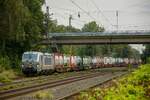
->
[[21, 52, 55, 74]]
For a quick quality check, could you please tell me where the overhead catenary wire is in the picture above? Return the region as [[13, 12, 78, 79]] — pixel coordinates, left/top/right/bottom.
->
[[52, 7, 77, 12], [53, 12, 87, 24], [54, 13, 85, 27], [119, 24, 150, 27], [89, 0, 113, 26], [69, 0, 103, 26], [45, 0, 150, 30]]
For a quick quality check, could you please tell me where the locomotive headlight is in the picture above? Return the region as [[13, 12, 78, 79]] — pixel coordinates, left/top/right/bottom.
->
[[37, 65, 40, 68], [36, 62, 39, 66], [36, 63, 41, 72], [35, 62, 39, 68], [37, 64, 39, 67]]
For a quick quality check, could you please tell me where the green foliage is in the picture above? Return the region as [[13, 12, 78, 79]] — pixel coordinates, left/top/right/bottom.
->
[[126, 65, 150, 86], [82, 21, 104, 32], [71, 44, 140, 58], [104, 84, 145, 100], [104, 65, 150, 100], [0, 0, 28, 41], [0, 70, 17, 83], [141, 44, 150, 64], [0, 56, 21, 83], [77, 64, 150, 100], [0, 0, 44, 71], [0, 0, 44, 50], [0, 56, 11, 71]]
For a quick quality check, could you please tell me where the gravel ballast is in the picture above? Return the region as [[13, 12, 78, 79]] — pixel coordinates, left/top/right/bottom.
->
[[11, 71, 127, 100]]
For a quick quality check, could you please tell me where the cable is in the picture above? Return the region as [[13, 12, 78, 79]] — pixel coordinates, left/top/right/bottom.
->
[[52, 7, 77, 12], [54, 12, 98, 27], [53, 12, 86, 24], [54, 13, 85, 28], [89, 0, 113, 26], [69, 0, 103, 26], [118, 24, 150, 31]]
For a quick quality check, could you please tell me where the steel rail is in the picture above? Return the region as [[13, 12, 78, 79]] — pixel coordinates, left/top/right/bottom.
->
[[0, 72, 106, 99], [0, 70, 100, 87]]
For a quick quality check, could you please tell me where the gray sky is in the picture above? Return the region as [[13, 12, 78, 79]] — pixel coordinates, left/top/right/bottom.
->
[[44, 0, 150, 31], [43, 0, 149, 53]]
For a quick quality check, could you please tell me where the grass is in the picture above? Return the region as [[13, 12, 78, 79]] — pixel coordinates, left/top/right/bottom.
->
[[0, 69, 97, 91], [35, 90, 53, 100], [76, 64, 150, 100], [0, 70, 17, 83], [0, 56, 22, 83]]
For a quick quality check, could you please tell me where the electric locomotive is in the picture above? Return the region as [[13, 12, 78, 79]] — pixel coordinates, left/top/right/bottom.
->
[[21, 52, 55, 74]]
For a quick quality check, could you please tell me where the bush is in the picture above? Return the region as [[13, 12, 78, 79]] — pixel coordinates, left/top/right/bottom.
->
[[0, 56, 22, 83], [77, 64, 150, 100], [0, 70, 16, 83], [146, 57, 150, 64], [0, 56, 11, 71]]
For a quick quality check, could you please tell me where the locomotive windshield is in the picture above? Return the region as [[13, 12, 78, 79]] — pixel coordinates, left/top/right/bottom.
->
[[22, 53, 38, 62]]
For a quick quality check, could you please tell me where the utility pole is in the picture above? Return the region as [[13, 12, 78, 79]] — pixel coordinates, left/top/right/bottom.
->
[[69, 15, 73, 56], [46, 6, 50, 38], [45, 1, 53, 38], [69, 15, 72, 28], [45, 4, 57, 52], [116, 10, 119, 31]]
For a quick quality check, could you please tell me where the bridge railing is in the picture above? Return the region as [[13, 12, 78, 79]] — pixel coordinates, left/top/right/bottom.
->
[[48, 31, 150, 37]]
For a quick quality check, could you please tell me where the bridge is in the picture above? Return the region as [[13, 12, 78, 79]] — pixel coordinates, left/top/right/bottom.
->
[[41, 31, 150, 45]]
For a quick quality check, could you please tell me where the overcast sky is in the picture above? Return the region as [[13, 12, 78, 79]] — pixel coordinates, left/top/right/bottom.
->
[[44, 0, 150, 31], [43, 0, 149, 53]]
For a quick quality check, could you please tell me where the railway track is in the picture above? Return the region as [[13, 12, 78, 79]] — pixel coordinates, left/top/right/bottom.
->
[[63, 72, 127, 100], [0, 72, 106, 100], [0, 67, 127, 88], [0, 70, 103, 91]]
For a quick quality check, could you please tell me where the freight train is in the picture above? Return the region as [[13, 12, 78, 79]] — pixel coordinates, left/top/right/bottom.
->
[[21, 51, 141, 75]]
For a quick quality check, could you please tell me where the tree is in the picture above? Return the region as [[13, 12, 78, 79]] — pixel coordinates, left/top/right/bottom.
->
[[82, 21, 104, 32], [0, 0, 45, 67], [141, 44, 150, 63], [0, 0, 29, 52], [111, 45, 139, 58]]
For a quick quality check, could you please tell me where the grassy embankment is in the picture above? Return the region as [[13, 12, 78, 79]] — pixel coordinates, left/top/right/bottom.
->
[[76, 64, 150, 100], [0, 56, 22, 83]]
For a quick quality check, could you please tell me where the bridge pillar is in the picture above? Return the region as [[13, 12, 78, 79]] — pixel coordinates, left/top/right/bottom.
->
[[50, 37, 60, 53], [51, 44, 59, 53]]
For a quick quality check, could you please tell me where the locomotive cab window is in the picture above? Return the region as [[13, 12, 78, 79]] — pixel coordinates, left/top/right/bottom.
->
[[22, 53, 38, 62]]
